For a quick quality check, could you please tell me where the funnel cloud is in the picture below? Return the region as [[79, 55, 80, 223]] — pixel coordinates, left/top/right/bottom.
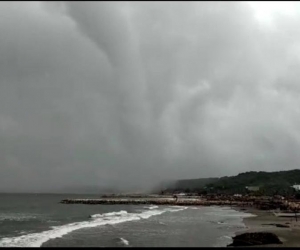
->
[[1, 2, 300, 193]]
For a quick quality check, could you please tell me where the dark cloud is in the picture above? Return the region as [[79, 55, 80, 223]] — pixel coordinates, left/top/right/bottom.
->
[[0, 2, 300, 193]]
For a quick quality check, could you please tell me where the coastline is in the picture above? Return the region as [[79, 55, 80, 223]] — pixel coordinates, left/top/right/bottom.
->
[[231, 206, 300, 247], [60, 196, 300, 247]]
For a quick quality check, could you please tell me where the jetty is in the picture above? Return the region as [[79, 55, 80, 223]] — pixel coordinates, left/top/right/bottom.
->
[[60, 195, 300, 212], [60, 197, 253, 206]]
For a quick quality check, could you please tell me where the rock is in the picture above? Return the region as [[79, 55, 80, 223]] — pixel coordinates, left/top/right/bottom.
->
[[275, 224, 289, 228], [262, 223, 289, 228], [228, 232, 282, 246]]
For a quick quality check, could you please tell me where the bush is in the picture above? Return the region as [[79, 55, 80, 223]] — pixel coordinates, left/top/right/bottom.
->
[[295, 192, 300, 200]]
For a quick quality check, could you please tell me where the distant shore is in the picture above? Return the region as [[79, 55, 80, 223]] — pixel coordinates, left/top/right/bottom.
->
[[231, 206, 300, 247]]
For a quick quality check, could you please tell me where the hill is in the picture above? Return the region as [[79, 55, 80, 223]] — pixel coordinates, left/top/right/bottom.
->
[[162, 169, 300, 196]]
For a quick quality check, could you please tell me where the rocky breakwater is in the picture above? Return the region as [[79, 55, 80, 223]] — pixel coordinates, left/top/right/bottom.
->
[[60, 198, 252, 206]]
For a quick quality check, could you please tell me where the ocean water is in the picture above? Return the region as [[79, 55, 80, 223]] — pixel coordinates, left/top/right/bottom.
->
[[0, 194, 255, 247]]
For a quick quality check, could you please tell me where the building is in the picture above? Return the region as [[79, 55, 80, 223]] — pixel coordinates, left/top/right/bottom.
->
[[234, 194, 242, 197], [245, 186, 260, 192], [291, 185, 300, 191]]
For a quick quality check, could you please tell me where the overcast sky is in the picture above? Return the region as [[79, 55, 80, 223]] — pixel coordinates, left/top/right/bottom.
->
[[1, 1, 300, 192]]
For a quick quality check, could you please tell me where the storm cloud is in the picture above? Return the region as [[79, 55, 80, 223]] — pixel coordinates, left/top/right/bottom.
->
[[1, 1, 300, 192]]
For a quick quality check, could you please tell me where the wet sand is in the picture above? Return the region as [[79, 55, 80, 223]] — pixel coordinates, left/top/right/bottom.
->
[[232, 206, 300, 247]]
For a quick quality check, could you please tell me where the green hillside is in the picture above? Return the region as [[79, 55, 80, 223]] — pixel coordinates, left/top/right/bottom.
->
[[163, 169, 300, 196]]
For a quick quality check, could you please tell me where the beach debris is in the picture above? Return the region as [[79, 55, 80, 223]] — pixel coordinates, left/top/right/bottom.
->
[[228, 232, 282, 246]]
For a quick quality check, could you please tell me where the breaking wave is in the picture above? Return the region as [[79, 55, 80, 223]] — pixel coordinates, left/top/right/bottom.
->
[[0, 206, 187, 247], [144, 205, 159, 210], [0, 213, 38, 222], [120, 237, 129, 246]]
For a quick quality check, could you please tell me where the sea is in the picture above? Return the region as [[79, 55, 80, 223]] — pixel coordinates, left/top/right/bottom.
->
[[0, 194, 255, 247]]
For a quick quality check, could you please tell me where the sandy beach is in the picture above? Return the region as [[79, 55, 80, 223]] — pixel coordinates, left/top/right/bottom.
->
[[231, 206, 300, 247]]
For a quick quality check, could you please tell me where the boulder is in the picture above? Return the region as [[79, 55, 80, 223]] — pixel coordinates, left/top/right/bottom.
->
[[228, 232, 282, 246], [262, 223, 289, 228], [275, 224, 289, 228]]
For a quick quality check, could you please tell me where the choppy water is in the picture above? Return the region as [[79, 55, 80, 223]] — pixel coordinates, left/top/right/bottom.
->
[[0, 194, 255, 247]]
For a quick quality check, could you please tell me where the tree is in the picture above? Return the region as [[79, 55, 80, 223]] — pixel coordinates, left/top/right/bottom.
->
[[295, 192, 300, 200]]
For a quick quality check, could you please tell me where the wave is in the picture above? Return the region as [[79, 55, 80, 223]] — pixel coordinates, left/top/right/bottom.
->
[[144, 205, 159, 210], [90, 210, 128, 219], [119, 237, 129, 246], [204, 207, 256, 218], [0, 213, 38, 222], [167, 206, 188, 212], [0, 207, 187, 247], [213, 235, 234, 247]]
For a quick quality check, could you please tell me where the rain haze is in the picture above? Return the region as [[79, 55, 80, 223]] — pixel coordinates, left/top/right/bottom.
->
[[1, 1, 300, 193]]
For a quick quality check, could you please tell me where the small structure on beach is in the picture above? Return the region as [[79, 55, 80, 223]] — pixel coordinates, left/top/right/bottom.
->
[[177, 193, 187, 196], [234, 194, 242, 197], [245, 186, 260, 192]]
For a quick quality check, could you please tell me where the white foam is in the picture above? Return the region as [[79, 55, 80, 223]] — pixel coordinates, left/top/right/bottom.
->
[[138, 210, 165, 219], [0, 207, 185, 247], [0, 213, 38, 222], [145, 205, 159, 210], [170, 205, 186, 208], [167, 206, 188, 212], [90, 210, 128, 218], [120, 237, 129, 246], [213, 235, 234, 247]]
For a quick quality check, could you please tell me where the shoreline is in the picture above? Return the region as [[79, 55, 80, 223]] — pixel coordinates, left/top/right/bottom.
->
[[60, 196, 300, 247], [231, 206, 300, 247]]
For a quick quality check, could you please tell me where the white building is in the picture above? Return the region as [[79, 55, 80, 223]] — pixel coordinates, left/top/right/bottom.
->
[[291, 184, 300, 191], [245, 186, 260, 191], [234, 194, 242, 197]]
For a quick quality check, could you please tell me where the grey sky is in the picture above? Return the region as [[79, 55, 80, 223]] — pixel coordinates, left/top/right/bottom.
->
[[1, 1, 300, 192]]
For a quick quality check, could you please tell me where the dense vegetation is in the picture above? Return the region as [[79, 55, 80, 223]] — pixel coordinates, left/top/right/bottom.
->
[[162, 169, 300, 196]]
